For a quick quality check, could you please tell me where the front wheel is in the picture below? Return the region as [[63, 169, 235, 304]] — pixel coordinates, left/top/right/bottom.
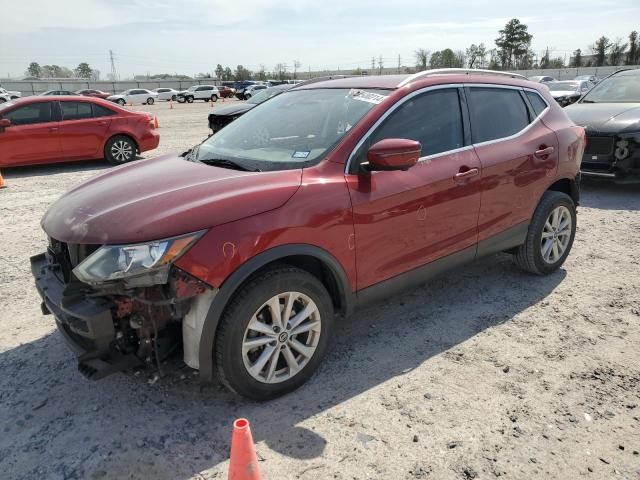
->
[[244, 94, 251, 100], [117, 98, 126, 106], [186, 96, 194, 103], [146, 97, 154, 105], [514, 191, 576, 275], [211, 94, 218, 102], [171, 95, 177, 101], [215, 265, 334, 400], [104, 135, 136, 165]]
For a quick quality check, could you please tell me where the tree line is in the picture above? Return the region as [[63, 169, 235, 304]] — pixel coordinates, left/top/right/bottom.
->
[[25, 62, 99, 80], [414, 19, 640, 71]]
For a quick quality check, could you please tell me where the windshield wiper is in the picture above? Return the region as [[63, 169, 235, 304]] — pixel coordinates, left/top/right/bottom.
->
[[199, 158, 260, 172]]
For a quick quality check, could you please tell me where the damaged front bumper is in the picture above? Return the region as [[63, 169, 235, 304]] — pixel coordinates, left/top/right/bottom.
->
[[31, 246, 211, 380], [581, 132, 640, 183], [31, 252, 144, 378]]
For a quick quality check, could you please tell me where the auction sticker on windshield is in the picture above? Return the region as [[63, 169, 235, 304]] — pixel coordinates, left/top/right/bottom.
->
[[292, 151, 311, 159], [348, 89, 387, 104]]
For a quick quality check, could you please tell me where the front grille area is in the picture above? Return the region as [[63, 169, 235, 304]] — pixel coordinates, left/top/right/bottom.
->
[[48, 238, 100, 283], [585, 136, 614, 155]]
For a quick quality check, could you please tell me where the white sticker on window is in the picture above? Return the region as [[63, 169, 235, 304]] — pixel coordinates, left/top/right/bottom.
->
[[348, 89, 386, 104], [292, 151, 310, 159]]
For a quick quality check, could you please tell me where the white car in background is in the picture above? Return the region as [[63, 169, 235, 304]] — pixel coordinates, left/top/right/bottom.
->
[[107, 88, 158, 106], [0, 87, 21, 103], [176, 85, 220, 103], [242, 84, 268, 100], [151, 87, 179, 101]]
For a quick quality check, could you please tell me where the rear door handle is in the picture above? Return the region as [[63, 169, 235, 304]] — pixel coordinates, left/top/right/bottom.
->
[[534, 146, 554, 159], [454, 168, 479, 181]]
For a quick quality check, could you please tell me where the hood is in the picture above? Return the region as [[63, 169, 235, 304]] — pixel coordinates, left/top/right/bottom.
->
[[41, 154, 302, 244], [209, 103, 255, 117], [565, 102, 640, 134], [107, 94, 123, 99]]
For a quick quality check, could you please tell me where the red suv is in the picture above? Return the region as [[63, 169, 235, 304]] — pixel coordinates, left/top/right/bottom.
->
[[0, 96, 159, 167], [31, 71, 585, 400]]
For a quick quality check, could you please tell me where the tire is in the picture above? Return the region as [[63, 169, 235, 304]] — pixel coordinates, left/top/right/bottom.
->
[[171, 95, 177, 101], [244, 94, 251, 100], [117, 98, 126, 106], [104, 135, 136, 165], [215, 265, 334, 400], [211, 94, 218, 102], [146, 97, 154, 105], [186, 96, 194, 103], [513, 191, 576, 275], [0, 98, 5, 104]]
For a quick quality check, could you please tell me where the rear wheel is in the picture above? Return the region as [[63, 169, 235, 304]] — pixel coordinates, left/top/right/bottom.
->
[[514, 191, 576, 275], [215, 265, 334, 400], [105, 135, 136, 165]]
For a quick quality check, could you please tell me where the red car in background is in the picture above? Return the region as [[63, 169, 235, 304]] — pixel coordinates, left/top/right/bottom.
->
[[217, 86, 236, 98], [0, 96, 159, 167], [75, 89, 111, 99]]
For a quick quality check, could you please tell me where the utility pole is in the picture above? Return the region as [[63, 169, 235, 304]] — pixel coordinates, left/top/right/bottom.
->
[[378, 55, 383, 75], [371, 57, 376, 71], [109, 50, 118, 81], [397, 54, 401, 73]]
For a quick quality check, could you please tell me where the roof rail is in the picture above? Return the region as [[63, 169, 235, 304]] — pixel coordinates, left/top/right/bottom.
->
[[292, 75, 357, 88], [398, 68, 527, 87]]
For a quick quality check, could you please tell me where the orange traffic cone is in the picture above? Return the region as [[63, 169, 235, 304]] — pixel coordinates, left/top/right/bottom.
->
[[0, 170, 7, 189], [228, 418, 261, 480], [154, 116, 159, 129], [169, 100, 173, 110]]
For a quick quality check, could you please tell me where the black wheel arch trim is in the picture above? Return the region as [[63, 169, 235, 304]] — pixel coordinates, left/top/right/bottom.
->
[[198, 243, 355, 381]]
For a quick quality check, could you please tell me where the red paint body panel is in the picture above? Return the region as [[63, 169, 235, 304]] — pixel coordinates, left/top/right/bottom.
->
[[41, 155, 303, 244], [0, 96, 159, 167], [176, 160, 357, 290], [346, 149, 482, 289]]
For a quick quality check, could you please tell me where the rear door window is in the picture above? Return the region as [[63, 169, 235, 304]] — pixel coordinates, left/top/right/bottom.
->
[[3, 102, 55, 125], [60, 101, 93, 121], [92, 104, 116, 117], [467, 87, 530, 144]]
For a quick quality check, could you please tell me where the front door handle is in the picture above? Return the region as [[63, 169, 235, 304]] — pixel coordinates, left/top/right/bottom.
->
[[534, 146, 555, 159], [48, 127, 58, 132], [454, 168, 479, 181]]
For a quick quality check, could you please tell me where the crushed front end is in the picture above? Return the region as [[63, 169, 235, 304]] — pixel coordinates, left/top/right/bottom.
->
[[31, 235, 211, 379], [581, 131, 640, 183]]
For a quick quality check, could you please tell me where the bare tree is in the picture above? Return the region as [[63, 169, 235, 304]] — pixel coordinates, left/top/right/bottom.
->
[[414, 48, 430, 71], [293, 60, 302, 79]]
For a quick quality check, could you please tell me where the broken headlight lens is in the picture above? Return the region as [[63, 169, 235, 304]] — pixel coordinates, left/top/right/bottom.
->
[[73, 231, 205, 284]]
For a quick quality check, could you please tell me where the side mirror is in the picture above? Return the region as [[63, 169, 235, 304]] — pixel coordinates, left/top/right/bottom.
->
[[367, 138, 421, 172], [0, 118, 11, 128]]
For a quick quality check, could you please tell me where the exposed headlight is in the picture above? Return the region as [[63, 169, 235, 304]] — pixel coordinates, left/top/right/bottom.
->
[[73, 231, 205, 285]]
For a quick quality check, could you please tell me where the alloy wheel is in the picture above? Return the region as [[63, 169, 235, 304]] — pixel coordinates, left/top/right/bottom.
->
[[242, 292, 322, 384], [110, 140, 133, 163], [540, 205, 572, 264]]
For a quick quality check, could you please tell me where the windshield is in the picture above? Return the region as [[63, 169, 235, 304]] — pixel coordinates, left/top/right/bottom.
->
[[195, 88, 390, 170], [548, 82, 579, 91], [581, 75, 640, 103]]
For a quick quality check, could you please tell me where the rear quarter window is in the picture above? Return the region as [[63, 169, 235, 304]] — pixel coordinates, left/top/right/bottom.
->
[[467, 87, 530, 144], [524, 91, 548, 117]]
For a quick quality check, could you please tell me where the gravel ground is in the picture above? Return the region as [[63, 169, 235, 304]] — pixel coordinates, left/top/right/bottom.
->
[[1, 101, 639, 480]]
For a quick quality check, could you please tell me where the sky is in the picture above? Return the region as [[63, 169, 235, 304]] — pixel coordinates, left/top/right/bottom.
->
[[1, 0, 638, 79]]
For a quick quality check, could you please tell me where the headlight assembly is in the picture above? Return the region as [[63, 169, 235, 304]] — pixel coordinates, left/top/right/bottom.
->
[[73, 231, 205, 285]]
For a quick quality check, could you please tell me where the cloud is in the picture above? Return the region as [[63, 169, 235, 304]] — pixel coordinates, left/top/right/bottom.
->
[[384, 17, 537, 32]]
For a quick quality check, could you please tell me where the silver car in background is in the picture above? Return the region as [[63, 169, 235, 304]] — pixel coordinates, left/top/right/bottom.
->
[[547, 80, 591, 107]]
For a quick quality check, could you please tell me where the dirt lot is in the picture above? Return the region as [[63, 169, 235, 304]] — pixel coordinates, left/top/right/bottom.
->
[[1, 101, 639, 480]]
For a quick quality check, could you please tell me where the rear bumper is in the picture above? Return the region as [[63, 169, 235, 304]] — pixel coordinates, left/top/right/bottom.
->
[[30, 252, 142, 379], [138, 130, 160, 153]]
